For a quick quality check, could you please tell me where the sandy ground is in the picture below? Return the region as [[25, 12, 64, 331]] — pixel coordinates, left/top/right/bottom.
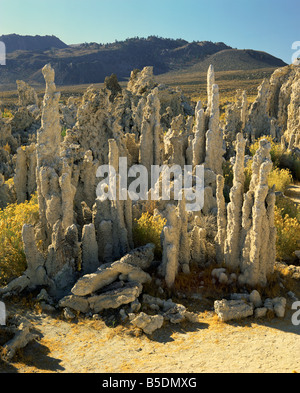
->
[[1, 302, 299, 374]]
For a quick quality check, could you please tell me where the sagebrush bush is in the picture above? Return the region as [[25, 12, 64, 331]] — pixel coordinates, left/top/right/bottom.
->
[[274, 205, 300, 263], [268, 167, 293, 193], [133, 212, 166, 259], [0, 193, 39, 286], [1, 109, 13, 118], [276, 196, 300, 222]]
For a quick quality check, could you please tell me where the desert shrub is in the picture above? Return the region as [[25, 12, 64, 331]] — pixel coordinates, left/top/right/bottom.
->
[[243, 160, 292, 193], [1, 109, 13, 118], [0, 193, 39, 286], [4, 178, 14, 187], [2, 143, 11, 154], [268, 167, 293, 193], [276, 196, 300, 222], [250, 136, 300, 181], [274, 205, 300, 263], [133, 212, 166, 259], [61, 127, 67, 138]]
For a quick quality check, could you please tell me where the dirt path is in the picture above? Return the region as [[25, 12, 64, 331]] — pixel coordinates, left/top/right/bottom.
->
[[1, 305, 300, 374]]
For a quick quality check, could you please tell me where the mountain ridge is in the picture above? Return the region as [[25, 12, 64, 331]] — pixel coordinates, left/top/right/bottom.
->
[[0, 34, 287, 87]]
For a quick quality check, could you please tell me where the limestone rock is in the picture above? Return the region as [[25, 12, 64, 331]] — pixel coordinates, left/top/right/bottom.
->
[[254, 307, 268, 318], [59, 295, 90, 314], [272, 297, 286, 318], [2, 322, 38, 361], [216, 134, 276, 287], [130, 312, 164, 335], [81, 223, 99, 274], [119, 243, 155, 270], [71, 249, 152, 297], [88, 281, 143, 313], [127, 67, 157, 96], [16, 80, 39, 107], [214, 299, 254, 322], [249, 290, 263, 308]]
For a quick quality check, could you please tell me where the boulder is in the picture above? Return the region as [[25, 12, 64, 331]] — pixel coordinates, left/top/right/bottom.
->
[[214, 299, 254, 322], [130, 312, 164, 335], [59, 295, 90, 314]]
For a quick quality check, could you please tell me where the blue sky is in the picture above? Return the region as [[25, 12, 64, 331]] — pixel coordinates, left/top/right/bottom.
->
[[0, 0, 299, 63]]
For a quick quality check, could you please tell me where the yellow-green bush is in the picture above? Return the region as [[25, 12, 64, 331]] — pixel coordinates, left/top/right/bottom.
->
[[1, 109, 13, 119], [0, 193, 39, 286], [274, 205, 300, 262], [133, 212, 166, 259], [243, 159, 292, 193], [268, 167, 293, 193], [276, 196, 300, 222]]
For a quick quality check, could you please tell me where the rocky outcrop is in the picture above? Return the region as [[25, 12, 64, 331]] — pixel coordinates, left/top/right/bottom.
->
[[127, 67, 157, 96], [245, 65, 300, 150], [224, 90, 248, 156], [14, 144, 36, 203], [16, 80, 39, 108], [139, 87, 162, 184]]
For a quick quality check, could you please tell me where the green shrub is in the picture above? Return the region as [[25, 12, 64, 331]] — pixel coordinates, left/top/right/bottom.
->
[[274, 204, 300, 263], [133, 212, 166, 259], [0, 193, 39, 286], [268, 167, 293, 193], [276, 196, 300, 222]]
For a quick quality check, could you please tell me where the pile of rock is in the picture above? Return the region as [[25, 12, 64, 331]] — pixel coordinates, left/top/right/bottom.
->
[[57, 243, 199, 335], [126, 294, 198, 335], [214, 290, 287, 322], [59, 244, 155, 315]]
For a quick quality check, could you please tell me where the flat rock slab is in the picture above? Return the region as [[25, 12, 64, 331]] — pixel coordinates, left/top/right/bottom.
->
[[71, 260, 151, 297], [88, 282, 143, 313]]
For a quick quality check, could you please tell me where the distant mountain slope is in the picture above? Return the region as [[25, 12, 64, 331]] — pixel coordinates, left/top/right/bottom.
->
[[0, 35, 287, 87], [0, 34, 68, 53], [184, 49, 287, 72]]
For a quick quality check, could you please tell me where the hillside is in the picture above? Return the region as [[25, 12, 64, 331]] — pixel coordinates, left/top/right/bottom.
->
[[0, 34, 68, 53], [183, 49, 287, 72], [0, 35, 287, 88]]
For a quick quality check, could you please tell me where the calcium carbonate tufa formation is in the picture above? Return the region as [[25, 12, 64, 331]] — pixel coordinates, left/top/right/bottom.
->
[[0, 61, 298, 331], [245, 65, 300, 151], [216, 133, 276, 287]]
